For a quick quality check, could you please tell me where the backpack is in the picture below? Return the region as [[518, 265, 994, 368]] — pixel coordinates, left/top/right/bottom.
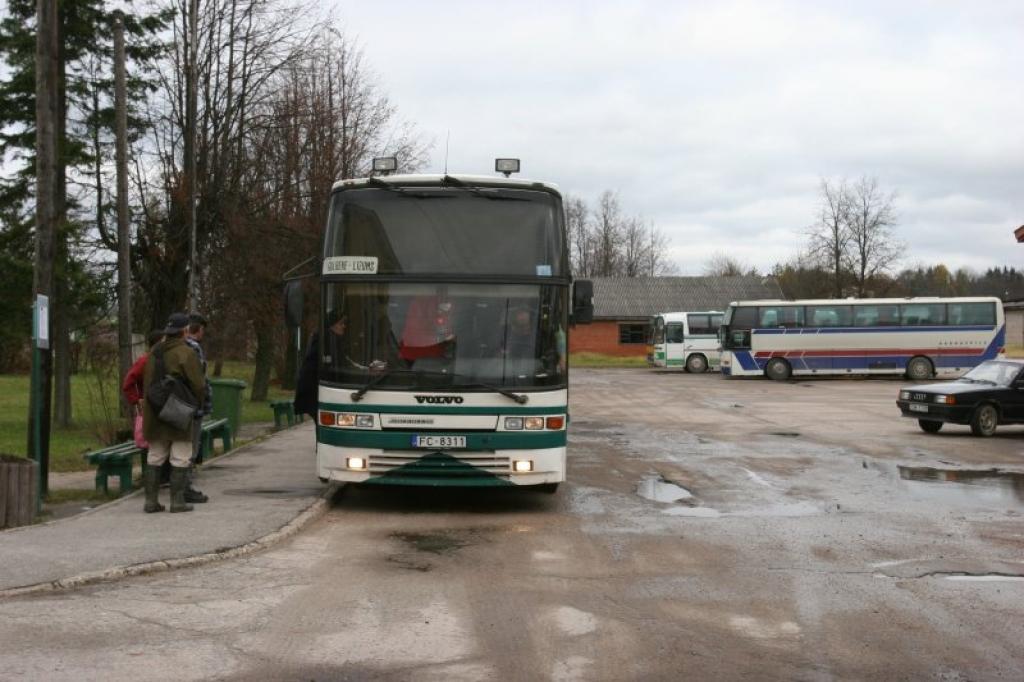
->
[[146, 343, 199, 431]]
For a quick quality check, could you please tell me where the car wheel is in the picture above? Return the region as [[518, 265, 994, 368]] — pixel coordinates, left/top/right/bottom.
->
[[917, 420, 943, 434], [765, 358, 792, 381], [969, 404, 999, 437], [905, 356, 933, 381], [686, 354, 708, 373]]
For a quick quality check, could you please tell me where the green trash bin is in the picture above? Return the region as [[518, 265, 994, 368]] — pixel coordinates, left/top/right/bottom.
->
[[209, 378, 247, 437]]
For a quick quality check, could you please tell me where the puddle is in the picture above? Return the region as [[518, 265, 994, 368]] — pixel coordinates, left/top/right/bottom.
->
[[637, 475, 693, 503], [898, 466, 1024, 508], [391, 531, 471, 555], [221, 487, 323, 497]]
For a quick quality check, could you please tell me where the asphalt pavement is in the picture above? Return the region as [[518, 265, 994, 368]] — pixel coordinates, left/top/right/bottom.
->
[[0, 423, 330, 596]]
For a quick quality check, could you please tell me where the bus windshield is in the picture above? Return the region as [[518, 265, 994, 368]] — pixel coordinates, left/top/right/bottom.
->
[[320, 282, 568, 389], [325, 187, 567, 278]]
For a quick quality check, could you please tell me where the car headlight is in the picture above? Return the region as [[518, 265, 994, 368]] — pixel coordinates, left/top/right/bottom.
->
[[933, 395, 956, 405], [899, 390, 910, 400]]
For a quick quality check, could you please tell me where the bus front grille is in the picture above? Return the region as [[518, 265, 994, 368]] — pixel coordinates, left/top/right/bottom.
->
[[369, 452, 510, 477]]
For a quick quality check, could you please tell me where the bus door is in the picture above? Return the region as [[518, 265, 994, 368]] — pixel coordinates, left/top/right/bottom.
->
[[665, 322, 684, 367]]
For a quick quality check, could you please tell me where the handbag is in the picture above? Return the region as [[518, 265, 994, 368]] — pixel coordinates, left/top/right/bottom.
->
[[133, 413, 148, 449], [146, 344, 199, 429]]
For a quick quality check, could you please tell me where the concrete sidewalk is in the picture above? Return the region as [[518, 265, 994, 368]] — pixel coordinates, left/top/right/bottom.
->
[[0, 422, 331, 596]]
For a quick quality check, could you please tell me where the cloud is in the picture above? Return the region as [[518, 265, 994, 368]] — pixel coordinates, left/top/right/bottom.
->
[[335, 0, 1024, 274]]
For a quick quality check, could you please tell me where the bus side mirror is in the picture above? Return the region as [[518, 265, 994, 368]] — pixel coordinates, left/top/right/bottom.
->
[[284, 280, 304, 329], [572, 279, 594, 325]]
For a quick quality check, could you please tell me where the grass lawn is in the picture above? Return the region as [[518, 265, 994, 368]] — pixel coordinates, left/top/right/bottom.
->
[[0, 360, 293, 472], [570, 352, 649, 368]]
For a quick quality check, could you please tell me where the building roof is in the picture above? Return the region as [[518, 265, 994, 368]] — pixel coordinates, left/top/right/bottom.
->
[[591, 276, 784, 320]]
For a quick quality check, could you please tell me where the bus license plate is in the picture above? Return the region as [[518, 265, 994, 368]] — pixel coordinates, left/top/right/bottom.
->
[[908, 404, 928, 413], [412, 435, 466, 449]]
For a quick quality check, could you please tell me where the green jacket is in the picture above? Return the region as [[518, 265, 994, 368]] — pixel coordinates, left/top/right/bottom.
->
[[142, 336, 207, 443]]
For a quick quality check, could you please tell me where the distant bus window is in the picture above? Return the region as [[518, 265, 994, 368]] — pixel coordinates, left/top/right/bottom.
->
[[759, 306, 803, 328], [806, 305, 852, 327], [730, 307, 757, 330], [900, 303, 946, 326], [710, 314, 723, 329], [853, 304, 900, 327], [948, 302, 996, 326], [687, 315, 716, 336]]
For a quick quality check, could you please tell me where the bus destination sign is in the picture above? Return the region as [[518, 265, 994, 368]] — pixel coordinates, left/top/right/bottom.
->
[[322, 256, 379, 275]]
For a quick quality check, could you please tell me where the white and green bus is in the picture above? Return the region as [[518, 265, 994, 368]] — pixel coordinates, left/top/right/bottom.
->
[[649, 311, 724, 373], [287, 160, 593, 492]]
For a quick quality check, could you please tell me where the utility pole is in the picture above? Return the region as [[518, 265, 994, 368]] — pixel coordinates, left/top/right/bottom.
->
[[30, 0, 59, 498], [186, 0, 199, 310], [114, 12, 133, 415]]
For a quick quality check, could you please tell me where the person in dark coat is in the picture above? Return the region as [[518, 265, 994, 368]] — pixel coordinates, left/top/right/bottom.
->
[[142, 313, 206, 513], [294, 313, 348, 420]]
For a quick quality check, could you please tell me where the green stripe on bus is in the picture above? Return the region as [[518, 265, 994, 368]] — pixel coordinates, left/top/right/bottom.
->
[[319, 402, 566, 416], [319, 429, 567, 450]]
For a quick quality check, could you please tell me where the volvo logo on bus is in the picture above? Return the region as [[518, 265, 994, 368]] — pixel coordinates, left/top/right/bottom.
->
[[414, 395, 465, 404]]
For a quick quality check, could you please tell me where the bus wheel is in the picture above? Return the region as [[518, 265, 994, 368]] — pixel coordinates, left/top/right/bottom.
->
[[970, 404, 999, 437], [686, 354, 708, 373], [905, 356, 933, 381], [918, 420, 943, 433], [765, 358, 791, 381]]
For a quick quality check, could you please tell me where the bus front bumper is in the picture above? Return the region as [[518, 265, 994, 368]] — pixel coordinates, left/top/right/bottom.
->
[[318, 443, 566, 487]]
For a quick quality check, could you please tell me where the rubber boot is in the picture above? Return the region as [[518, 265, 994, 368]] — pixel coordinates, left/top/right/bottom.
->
[[143, 464, 165, 513], [184, 466, 208, 503], [169, 466, 194, 513]]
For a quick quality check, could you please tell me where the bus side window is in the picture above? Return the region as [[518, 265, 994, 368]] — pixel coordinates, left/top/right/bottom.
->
[[666, 323, 684, 344], [949, 302, 995, 326], [759, 306, 803, 328], [855, 304, 899, 327]]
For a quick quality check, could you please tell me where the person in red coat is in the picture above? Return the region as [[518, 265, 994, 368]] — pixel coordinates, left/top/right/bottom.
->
[[122, 330, 165, 406]]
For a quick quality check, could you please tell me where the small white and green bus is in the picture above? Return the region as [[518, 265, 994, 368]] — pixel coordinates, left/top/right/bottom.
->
[[649, 311, 724, 373]]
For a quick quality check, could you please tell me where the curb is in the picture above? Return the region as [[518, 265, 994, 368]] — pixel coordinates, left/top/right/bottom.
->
[[0, 482, 338, 599]]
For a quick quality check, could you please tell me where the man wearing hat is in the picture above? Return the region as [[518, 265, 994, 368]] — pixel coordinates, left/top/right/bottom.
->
[[185, 312, 212, 503], [142, 312, 207, 513]]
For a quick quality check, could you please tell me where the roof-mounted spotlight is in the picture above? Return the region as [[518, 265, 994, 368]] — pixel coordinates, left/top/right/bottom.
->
[[495, 158, 520, 178], [372, 156, 398, 175]]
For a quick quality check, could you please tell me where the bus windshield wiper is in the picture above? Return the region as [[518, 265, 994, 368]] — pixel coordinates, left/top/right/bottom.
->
[[441, 175, 529, 201], [350, 367, 413, 402], [414, 369, 528, 404]]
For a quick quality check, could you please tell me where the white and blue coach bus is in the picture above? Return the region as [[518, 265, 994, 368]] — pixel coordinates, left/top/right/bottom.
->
[[287, 159, 593, 492], [719, 297, 1005, 381]]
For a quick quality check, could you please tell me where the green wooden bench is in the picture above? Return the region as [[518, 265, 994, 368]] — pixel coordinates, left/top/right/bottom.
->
[[200, 418, 232, 461], [83, 442, 144, 496], [270, 399, 304, 430]]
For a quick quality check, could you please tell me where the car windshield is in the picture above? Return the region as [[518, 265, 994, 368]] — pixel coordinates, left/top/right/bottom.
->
[[960, 361, 1022, 387]]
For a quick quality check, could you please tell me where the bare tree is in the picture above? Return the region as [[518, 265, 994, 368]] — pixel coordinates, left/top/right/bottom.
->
[[845, 175, 902, 297], [807, 178, 851, 298], [702, 252, 749, 277], [642, 223, 675, 275], [622, 216, 647, 277], [565, 194, 591, 277], [592, 190, 622, 277]]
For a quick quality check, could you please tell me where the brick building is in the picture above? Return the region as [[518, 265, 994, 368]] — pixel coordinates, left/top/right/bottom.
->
[[570, 275, 784, 356]]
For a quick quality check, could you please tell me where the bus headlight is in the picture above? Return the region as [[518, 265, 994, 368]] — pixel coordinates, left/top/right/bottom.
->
[[513, 460, 533, 472], [337, 413, 357, 427], [524, 417, 545, 430], [504, 417, 524, 430], [346, 457, 367, 470], [356, 414, 374, 428]]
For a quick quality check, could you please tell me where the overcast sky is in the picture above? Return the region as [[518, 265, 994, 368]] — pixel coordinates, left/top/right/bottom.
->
[[334, 0, 1024, 275]]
